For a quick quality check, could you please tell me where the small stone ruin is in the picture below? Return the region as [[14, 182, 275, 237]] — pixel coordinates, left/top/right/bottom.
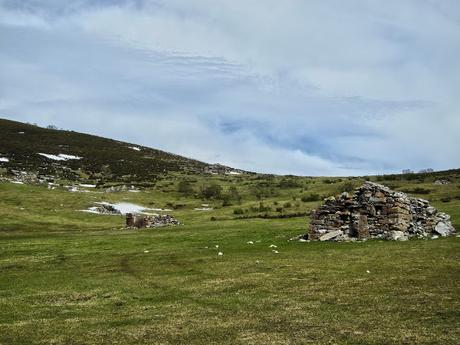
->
[[126, 213, 180, 229], [308, 181, 455, 241]]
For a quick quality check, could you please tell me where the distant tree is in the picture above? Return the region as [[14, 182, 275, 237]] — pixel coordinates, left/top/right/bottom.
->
[[47, 125, 58, 130]]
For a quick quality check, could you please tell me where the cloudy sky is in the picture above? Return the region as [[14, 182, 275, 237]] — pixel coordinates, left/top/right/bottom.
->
[[1, 0, 459, 176]]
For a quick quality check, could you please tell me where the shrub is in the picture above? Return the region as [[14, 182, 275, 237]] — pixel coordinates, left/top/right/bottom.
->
[[402, 187, 431, 195], [177, 180, 194, 194], [278, 178, 301, 188], [233, 208, 244, 215], [340, 182, 355, 193], [200, 183, 222, 199], [283, 202, 292, 208], [301, 193, 321, 202]]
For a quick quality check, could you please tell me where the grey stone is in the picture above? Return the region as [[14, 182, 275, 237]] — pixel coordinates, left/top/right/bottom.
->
[[319, 230, 343, 241], [434, 221, 453, 237], [389, 231, 408, 241]]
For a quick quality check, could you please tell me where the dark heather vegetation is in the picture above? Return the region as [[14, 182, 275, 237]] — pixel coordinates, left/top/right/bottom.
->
[[0, 118, 212, 182], [1, 119, 460, 344]]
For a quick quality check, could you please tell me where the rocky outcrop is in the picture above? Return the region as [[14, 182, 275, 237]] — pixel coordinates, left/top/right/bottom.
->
[[308, 182, 455, 241], [126, 213, 180, 229]]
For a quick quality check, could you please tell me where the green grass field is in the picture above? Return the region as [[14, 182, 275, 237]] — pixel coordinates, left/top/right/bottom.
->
[[1, 171, 459, 344]]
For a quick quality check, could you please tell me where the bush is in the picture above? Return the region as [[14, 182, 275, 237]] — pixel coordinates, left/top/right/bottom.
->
[[278, 178, 301, 188], [200, 183, 223, 199], [233, 208, 245, 215], [402, 187, 431, 195], [283, 202, 292, 208], [177, 180, 194, 194], [276, 207, 283, 213], [301, 193, 321, 202], [340, 182, 355, 193]]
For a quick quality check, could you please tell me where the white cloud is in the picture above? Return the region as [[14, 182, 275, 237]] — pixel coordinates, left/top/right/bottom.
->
[[0, 0, 459, 175]]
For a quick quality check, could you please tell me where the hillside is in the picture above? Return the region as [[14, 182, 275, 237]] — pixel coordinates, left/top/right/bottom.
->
[[0, 118, 246, 183]]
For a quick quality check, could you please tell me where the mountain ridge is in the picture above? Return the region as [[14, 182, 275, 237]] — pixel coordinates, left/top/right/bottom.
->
[[0, 118, 246, 183]]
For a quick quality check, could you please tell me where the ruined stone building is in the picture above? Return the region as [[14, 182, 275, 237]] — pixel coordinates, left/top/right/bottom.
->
[[126, 213, 180, 229], [309, 181, 455, 241]]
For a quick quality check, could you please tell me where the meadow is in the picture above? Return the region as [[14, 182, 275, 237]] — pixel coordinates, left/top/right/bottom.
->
[[1, 171, 459, 344]]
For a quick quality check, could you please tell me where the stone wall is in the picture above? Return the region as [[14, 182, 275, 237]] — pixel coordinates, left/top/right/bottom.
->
[[309, 182, 455, 241], [126, 213, 180, 229]]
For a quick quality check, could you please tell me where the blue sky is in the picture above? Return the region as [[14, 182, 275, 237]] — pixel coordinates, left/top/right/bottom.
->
[[1, 0, 459, 175]]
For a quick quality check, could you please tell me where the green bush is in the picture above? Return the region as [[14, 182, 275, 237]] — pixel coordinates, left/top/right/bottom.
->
[[301, 193, 321, 202], [177, 180, 194, 194], [200, 183, 223, 199]]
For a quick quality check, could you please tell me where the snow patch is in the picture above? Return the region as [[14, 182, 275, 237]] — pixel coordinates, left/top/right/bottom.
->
[[0, 157, 9, 162], [81, 202, 171, 215], [129, 146, 141, 151], [227, 171, 241, 175], [38, 153, 82, 161], [79, 184, 96, 188], [194, 207, 213, 211]]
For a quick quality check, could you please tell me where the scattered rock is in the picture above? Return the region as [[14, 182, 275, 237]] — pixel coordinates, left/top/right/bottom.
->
[[307, 181, 456, 241], [93, 203, 121, 215], [387, 231, 408, 241], [434, 179, 450, 185]]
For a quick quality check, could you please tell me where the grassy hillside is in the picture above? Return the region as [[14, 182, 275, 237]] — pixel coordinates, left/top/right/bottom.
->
[[0, 163, 459, 344], [0, 118, 212, 182]]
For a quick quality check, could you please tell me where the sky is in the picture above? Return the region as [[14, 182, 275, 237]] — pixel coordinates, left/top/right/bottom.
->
[[1, 0, 459, 176]]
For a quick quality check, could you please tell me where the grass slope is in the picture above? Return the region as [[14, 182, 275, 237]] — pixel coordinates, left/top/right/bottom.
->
[[1, 168, 459, 344], [0, 118, 209, 182]]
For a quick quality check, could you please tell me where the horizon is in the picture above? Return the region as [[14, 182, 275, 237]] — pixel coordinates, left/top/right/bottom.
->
[[1, 116, 453, 177], [1, 1, 459, 176]]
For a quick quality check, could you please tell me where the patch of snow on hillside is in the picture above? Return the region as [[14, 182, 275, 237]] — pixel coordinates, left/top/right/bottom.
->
[[88, 202, 160, 215], [194, 207, 213, 211], [79, 184, 96, 188], [59, 154, 81, 160], [38, 153, 82, 161], [0, 157, 9, 162], [227, 171, 241, 175], [129, 146, 141, 151]]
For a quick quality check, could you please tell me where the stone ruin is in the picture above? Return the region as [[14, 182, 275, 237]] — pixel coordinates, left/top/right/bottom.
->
[[126, 213, 180, 229], [308, 181, 455, 241]]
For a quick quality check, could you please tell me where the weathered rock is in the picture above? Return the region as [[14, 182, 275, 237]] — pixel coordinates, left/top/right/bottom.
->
[[319, 230, 343, 241], [308, 182, 455, 241], [94, 203, 121, 215], [388, 231, 408, 241], [434, 179, 450, 185], [434, 221, 454, 237]]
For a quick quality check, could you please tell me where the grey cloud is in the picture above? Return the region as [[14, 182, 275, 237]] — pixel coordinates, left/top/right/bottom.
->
[[1, 0, 459, 175]]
